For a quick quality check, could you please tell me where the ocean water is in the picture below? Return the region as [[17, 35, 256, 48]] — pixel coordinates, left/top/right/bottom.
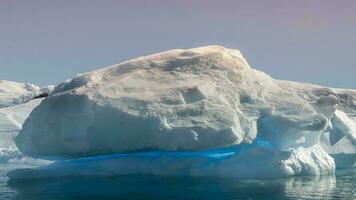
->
[[0, 164, 355, 200]]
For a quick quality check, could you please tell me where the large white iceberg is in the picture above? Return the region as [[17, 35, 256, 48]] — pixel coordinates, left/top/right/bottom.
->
[[10, 46, 356, 178]]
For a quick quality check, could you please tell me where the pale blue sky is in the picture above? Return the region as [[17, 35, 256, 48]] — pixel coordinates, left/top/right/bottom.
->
[[1, 0, 355, 88]]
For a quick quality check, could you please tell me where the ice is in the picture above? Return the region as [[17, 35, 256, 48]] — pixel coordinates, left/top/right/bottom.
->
[[0, 80, 40, 108], [4, 45, 356, 179], [0, 81, 53, 166], [0, 98, 50, 166], [7, 141, 334, 180], [15, 46, 356, 159], [331, 110, 356, 147]]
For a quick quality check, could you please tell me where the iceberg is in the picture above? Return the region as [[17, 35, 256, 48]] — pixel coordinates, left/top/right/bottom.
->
[[0, 80, 40, 108], [0, 81, 53, 165], [8, 46, 356, 179]]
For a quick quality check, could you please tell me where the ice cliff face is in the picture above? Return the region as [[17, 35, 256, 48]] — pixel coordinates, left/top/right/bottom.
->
[[14, 46, 356, 175]]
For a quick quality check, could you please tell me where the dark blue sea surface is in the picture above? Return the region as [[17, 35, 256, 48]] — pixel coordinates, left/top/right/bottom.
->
[[1, 164, 355, 200]]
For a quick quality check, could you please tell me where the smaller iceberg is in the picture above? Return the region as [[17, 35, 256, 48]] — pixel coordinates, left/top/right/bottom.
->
[[0, 81, 54, 167]]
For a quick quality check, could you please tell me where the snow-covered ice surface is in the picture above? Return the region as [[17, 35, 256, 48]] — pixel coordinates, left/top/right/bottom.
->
[[0, 99, 52, 166], [6, 45, 356, 179], [0, 81, 53, 166], [0, 82, 54, 199], [0, 80, 40, 108]]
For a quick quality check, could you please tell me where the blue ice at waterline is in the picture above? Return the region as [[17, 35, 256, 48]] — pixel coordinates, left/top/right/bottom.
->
[[8, 140, 293, 180]]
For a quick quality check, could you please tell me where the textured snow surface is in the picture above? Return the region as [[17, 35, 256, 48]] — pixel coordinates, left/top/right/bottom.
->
[[0, 99, 42, 133], [0, 81, 53, 166], [0, 99, 52, 166], [0, 80, 40, 108], [6, 45, 356, 179]]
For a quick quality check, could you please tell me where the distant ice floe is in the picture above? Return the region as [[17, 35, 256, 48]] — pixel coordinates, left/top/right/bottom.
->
[[0, 82, 54, 168]]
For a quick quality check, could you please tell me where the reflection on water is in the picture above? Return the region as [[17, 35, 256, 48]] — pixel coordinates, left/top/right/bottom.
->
[[284, 176, 336, 199], [0, 170, 354, 200]]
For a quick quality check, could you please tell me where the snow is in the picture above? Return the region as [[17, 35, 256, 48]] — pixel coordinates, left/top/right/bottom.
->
[[0, 81, 53, 166], [0, 80, 40, 108], [3, 45, 356, 179], [0, 99, 43, 132]]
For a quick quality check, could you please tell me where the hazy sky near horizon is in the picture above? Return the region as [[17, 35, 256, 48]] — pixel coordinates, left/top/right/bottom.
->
[[1, 0, 356, 88]]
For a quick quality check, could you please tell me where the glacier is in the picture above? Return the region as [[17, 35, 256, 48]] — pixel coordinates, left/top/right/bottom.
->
[[4, 45, 356, 179]]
